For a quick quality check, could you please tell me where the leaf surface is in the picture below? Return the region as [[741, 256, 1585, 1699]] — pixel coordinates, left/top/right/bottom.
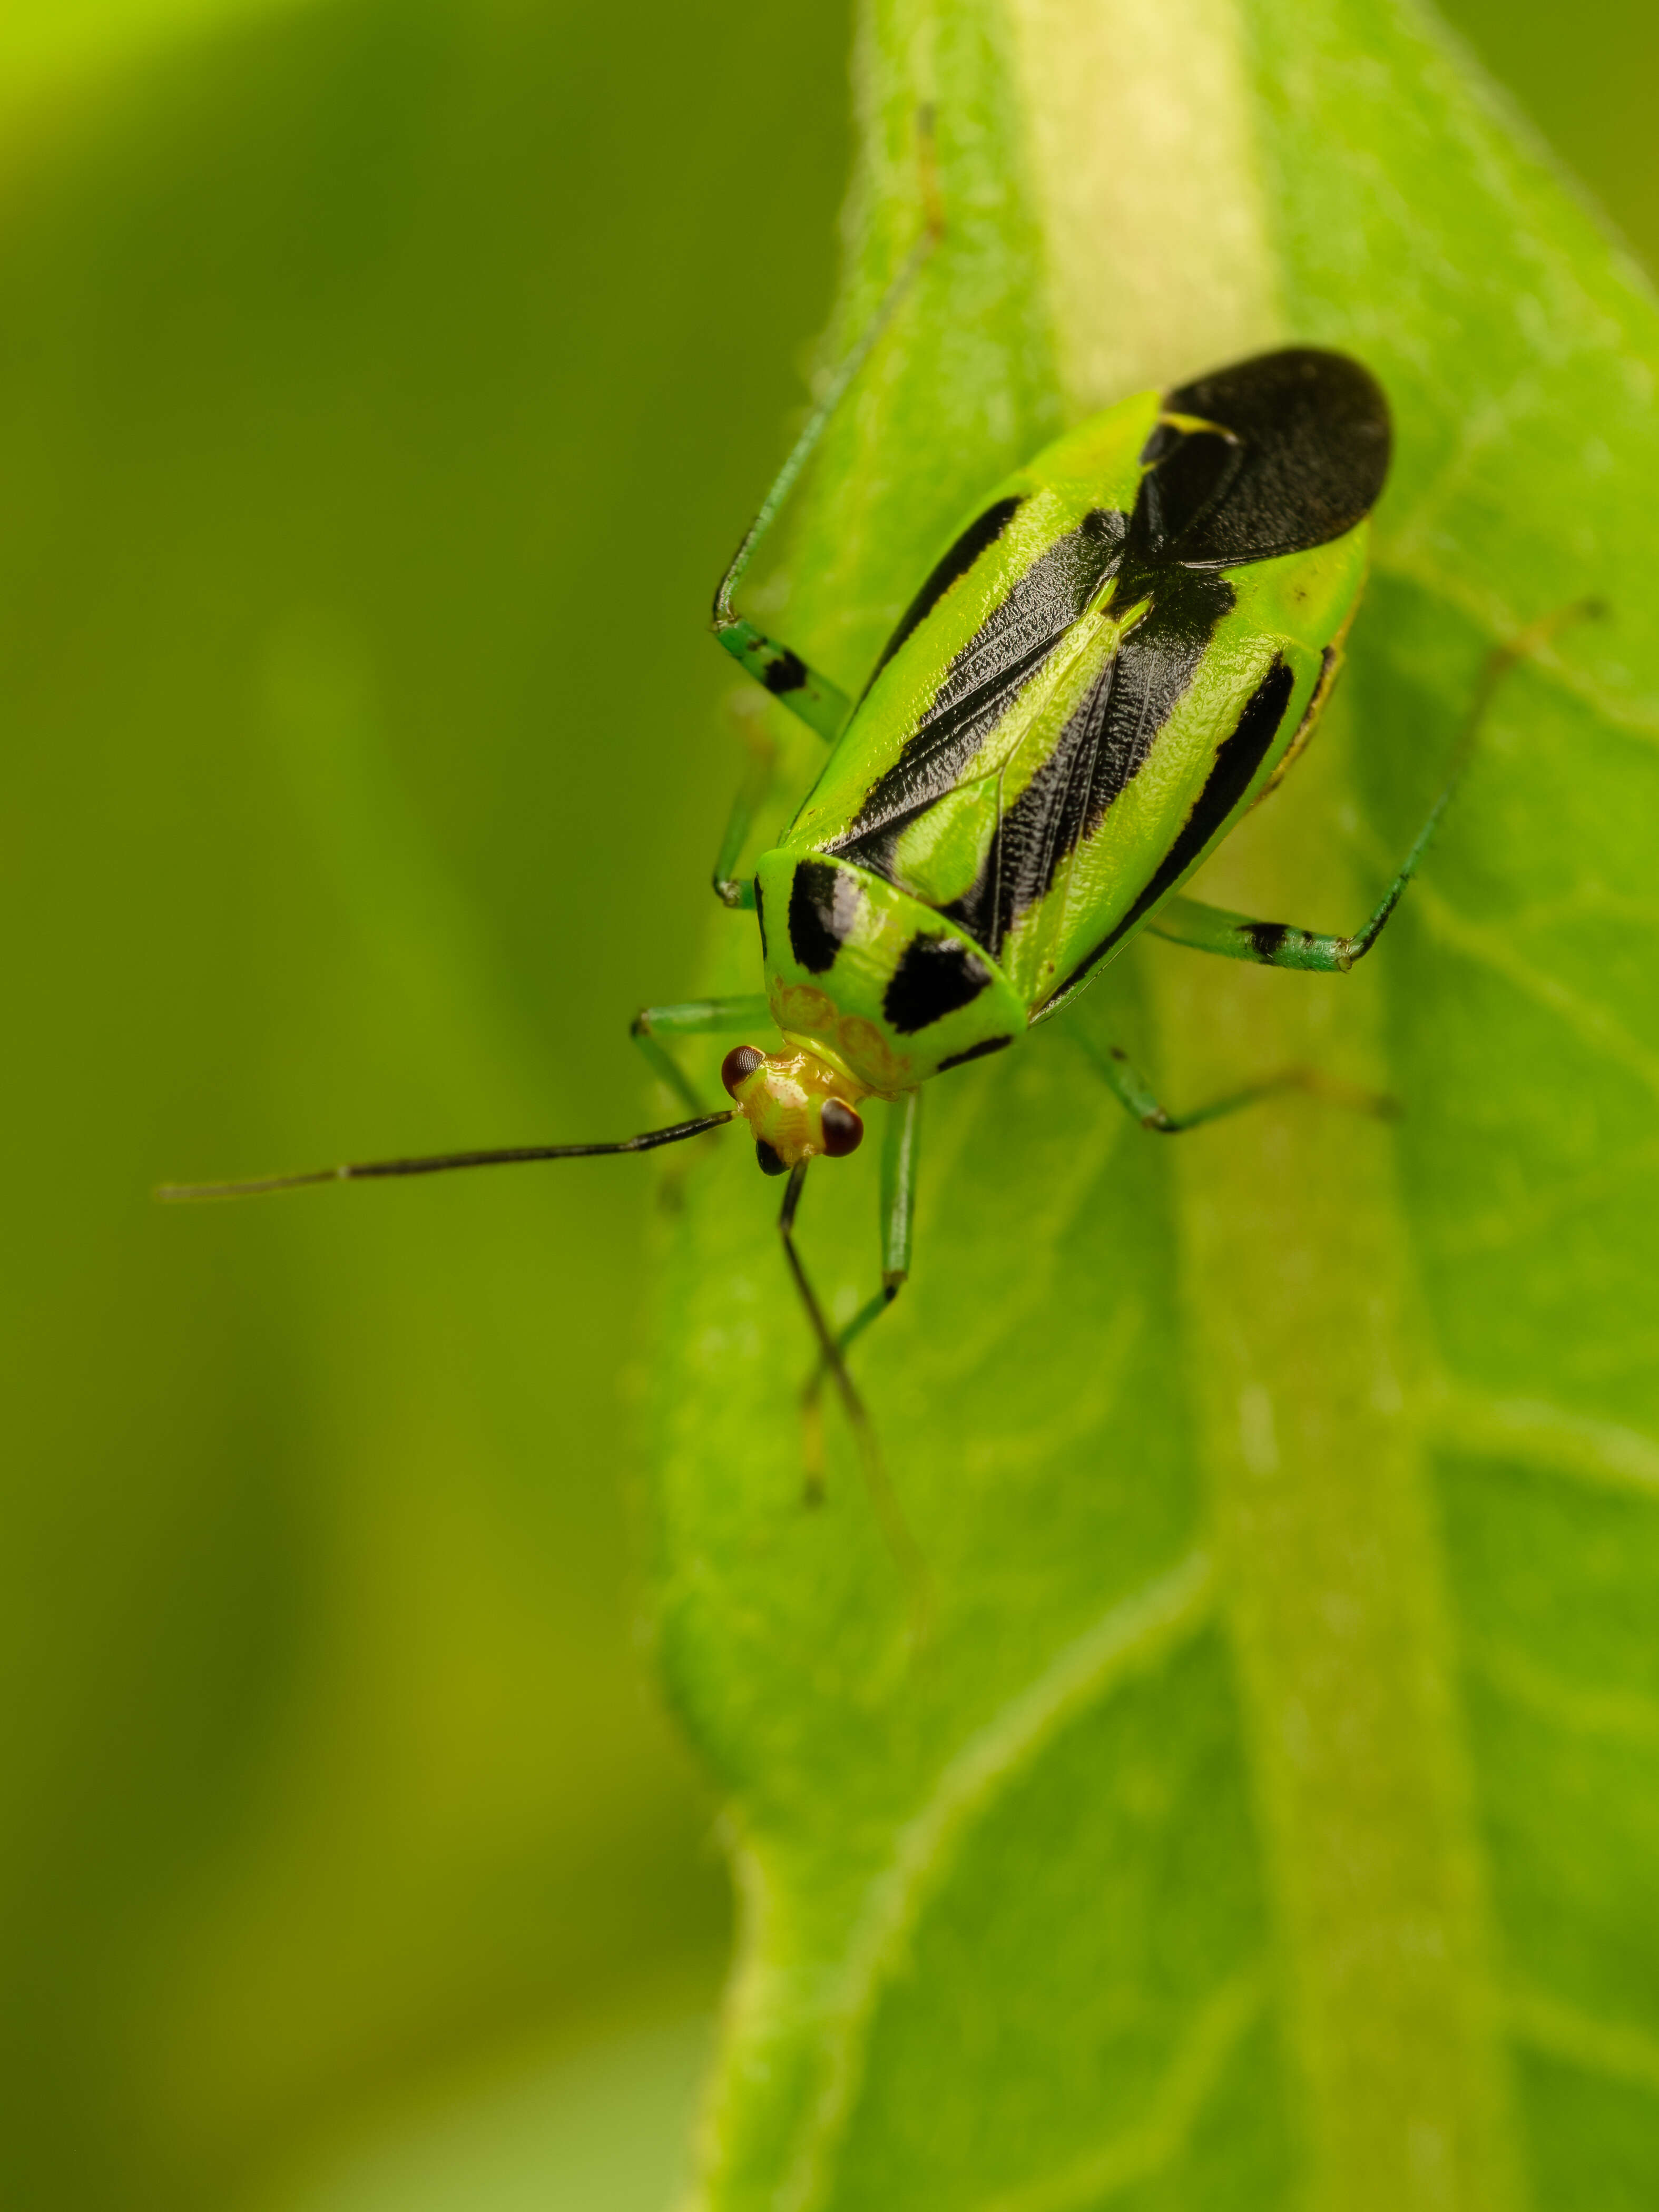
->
[[653, 2, 1659, 2203]]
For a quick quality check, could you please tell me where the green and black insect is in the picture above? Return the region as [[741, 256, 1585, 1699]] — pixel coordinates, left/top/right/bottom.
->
[[166, 251, 1501, 1504]]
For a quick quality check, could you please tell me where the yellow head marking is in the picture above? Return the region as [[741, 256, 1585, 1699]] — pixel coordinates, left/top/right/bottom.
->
[[720, 1046, 868, 1176]]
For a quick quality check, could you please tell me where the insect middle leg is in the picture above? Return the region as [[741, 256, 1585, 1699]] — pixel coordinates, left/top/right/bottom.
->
[[630, 994, 772, 1114], [1071, 1028, 1396, 1137]]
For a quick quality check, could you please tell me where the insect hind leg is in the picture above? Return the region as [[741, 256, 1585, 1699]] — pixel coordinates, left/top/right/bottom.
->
[[1071, 1028, 1397, 1135], [1148, 596, 1608, 975], [711, 111, 943, 743]]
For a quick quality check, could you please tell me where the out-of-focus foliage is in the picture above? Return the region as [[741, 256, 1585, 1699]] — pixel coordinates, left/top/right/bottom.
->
[[655, 1, 1659, 2206], [5, 2, 1659, 2210], [1445, 0, 1659, 278], [0, 2, 848, 2207], [0, 0, 313, 106]]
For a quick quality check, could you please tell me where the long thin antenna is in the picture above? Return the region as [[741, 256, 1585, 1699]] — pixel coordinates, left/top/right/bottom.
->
[[778, 1162, 933, 1644], [158, 1110, 736, 1201]]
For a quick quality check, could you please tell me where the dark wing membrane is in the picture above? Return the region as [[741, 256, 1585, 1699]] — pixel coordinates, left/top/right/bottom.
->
[[946, 568, 1235, 958], [830, 507, 1127, 877], [1137, 349, 1390, 567], [1045, 655, 1298, 1006], [861, 494, 1025, 696]]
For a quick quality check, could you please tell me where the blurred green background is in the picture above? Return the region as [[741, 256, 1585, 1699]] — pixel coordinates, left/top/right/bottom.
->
[[4, 2, 1657, 2207]]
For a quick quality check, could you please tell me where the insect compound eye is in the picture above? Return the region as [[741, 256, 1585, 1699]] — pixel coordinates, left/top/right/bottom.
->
[[754, 1138, 789, 1177], [722, 1045, 766, 1098], [819, 1099, 864, 1158]]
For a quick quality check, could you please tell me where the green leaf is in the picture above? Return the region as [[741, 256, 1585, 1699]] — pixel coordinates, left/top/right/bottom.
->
[[0, 0, 316, 105], [652, 0, 1659, 2204]]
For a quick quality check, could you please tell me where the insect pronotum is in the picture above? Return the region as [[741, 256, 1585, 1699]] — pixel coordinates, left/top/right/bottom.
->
[[163, 177, 1582, 1599]]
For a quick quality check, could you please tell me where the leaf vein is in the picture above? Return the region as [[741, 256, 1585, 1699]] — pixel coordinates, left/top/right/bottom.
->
[[1431, 1387, 1659, 1501], [1406, 879, 1659, 1103], [1468, 1637, 1659, 1749], [1508, 1984, 1659, 2099], [1372, 552, 1659, 742], [778, 1549, 1219, 2212], [968, 1970, 1267, 2212]]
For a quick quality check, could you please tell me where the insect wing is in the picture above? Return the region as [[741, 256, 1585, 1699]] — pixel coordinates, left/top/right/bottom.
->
[[1144, 348, 1391, 567], [777, 349, 1390, 1029], [787, 390, 1160, 860]]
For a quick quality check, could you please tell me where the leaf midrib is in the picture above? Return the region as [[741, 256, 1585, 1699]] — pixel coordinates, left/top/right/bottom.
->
[[1012, 0, 1521, 2200]]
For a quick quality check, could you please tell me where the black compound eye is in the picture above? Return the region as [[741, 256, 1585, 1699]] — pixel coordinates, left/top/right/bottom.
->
[[722, 1045, 765, 1098], [819, 1099, 864, 1158], [754, 1139, 788, 1177]]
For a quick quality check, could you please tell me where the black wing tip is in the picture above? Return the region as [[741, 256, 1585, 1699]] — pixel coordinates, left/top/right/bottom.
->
[[1150, 345, 1391, 566]]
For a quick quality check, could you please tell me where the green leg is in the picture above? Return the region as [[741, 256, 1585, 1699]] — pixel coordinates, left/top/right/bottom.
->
[[1070, 1027, 1396, 1135], [711, 623, 852, 746], [710, 700, 775, 910], [1147, 764, 1460, 972], [842, 1088, 922, 1346], [711, 114, 941, 741], [781, 1157, 930, 1637], [630, 995, 771, 1115], [802, 1092, 921, 1500], [1148, 597, 1606, 973]]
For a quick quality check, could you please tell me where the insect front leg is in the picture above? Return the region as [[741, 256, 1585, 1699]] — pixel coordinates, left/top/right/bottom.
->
[[801, 1092, 921, 1501], [1069, 1028, 1395, 1135], [630, 995, 772, 1114], [780, 1157, 931, 1640]]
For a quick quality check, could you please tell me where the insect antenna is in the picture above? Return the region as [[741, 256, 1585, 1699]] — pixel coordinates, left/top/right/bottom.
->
[[777, 1162, 934, 1646], [156, 1111, 737, 1201]]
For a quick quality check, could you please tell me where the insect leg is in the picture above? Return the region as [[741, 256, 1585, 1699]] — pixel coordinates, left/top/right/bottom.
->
[[711, 114, 942, 741], [779, 1159, 931, 1638], [631, 995, 772, 1114], [1145, 795, 1465, 972], [710, 696, 776, 910], [1070, 1028, 1395, 1135], [1150, 597, 1606, 974], [849, 1088, 922, 1343], [801, 1092, 921, 1500], [1145, 714, 1479, 974], [1146, 893, 1378, 975]]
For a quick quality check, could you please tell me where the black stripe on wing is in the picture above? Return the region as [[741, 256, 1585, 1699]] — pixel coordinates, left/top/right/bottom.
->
[[1044, 654, 1298, 1005], [829, 508, 1127, 876], [945, 567, 1235, 958], [859, 495, 1026, 701]]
